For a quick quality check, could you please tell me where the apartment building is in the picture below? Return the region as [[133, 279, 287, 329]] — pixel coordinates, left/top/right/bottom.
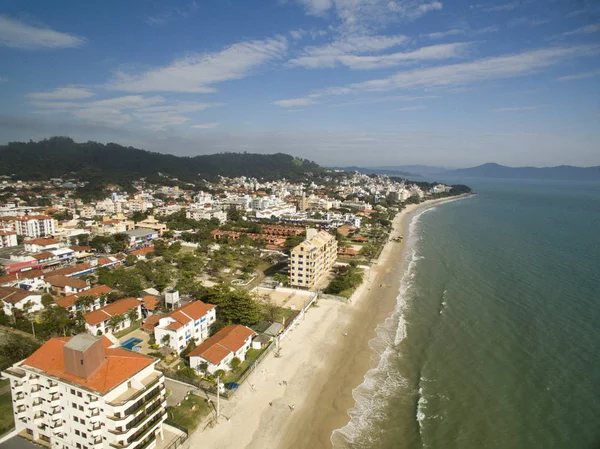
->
[[84, 297, 142, 336], [2, 334, 167, 449], [15, 215, 56, 238], [0, 230, 18, 248], [290, 229, 338, 289], [152, 301, 217, 354]]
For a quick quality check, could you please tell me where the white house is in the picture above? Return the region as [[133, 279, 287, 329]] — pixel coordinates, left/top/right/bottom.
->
[[24, 237, 64, 253], [46, 275, 90, 296], [84, 297, 142, 336], [2, 334, 167, 449], [54, 284, 113, 314], [0, 286, 43, 316], [0, 230, 18, 248], [188, 325, 256, 374], [153, 301, 216, 354]]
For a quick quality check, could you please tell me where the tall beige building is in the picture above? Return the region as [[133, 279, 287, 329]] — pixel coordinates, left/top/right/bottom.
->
[[290, 229, 337, 289]]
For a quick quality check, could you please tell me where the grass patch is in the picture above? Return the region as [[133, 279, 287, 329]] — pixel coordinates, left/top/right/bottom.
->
[[166, 394, 212, 432], [0, 390, 14, 436], [114, 320, 141, 339], [222, 347, 266, 384]]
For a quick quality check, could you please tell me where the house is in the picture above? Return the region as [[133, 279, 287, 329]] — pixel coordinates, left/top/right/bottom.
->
[[24, 237, 63, 253], [0, 286, 43, 316], [2, 334, 167, 449], [84, 297, 142, 336], [140, 295, 160, 315], [54, 284, 113, 314], [151, 301, 217, 354], [130, 246, 155, 260], [46, 275, 89, 296], [0, 230, 18, 248], [125, 229, 159, 247], [188, 325, 257, 374]]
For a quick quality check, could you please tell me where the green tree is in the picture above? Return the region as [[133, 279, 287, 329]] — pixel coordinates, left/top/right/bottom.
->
[[125, 254, 137, 267], [41, 293, 55, 308], [127, 308, 139, 323], [0, 265, 6, 277], [108, 314, 126, 333], [0, 334, 41, 371], [75, 295, 96, 311], [230, 357, 241, 369]]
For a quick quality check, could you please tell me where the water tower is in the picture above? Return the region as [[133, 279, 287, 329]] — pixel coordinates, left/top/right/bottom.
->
[[165, 289, 180, 310]]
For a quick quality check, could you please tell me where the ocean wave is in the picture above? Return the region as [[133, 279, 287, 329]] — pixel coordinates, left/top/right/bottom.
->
[[331, 210, 426, 449]]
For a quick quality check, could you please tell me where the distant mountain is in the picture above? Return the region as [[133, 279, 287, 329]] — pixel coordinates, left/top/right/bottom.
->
[[0, 137, 323, 184], [378, 165, 449, 176], [442, 163, 600, 181], [330, 166, 421, 177]]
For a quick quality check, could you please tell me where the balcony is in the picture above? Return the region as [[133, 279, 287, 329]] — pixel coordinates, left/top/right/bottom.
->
[[49, 393, 60, 402], [14, 392, 25, 401], [108, 374, 163, 407]]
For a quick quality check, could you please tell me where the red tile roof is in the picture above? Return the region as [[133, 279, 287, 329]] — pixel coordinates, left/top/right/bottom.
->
[[55, 285, 113, 308], [46, 275, 88, 290], [16, 215, 51, 221], [188, 325, 256, 365], [32, 252, 55, 261], [84, 297, 141, 326], [22, 336, 154, 394], [141, 295, 159, 311], [141, 315, 161, 331], [24, 238, 60, 246], [0, 269, 44, 285], [45, 263, 92, 278], [0, 286, 40, 305], [130, 247, 154, 256]]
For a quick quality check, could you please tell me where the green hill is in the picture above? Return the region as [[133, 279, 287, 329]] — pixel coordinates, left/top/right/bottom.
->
[[0, 137, 323, 184]]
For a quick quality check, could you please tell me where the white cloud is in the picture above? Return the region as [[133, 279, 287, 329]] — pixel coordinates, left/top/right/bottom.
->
[[27, 87, 95, 101], [289, 34, 409, 68], [397, 105, 427, 111], [106, 37, 288, 93], [481, 2, 520, 12], [425, 28, 465, 39], [290, 41, 470, 70], [273, 97, 319, 107], [330, 94, 439, 107], [563, 24, 600, 35], [275, 45, 599, 105], [493, 105, 545, 112], [297, 0, 443, 32], [557, 68, 600, 81], [0, 77, 7, 83], [191, 123, 221, 129], [0, 15, 85, 50]]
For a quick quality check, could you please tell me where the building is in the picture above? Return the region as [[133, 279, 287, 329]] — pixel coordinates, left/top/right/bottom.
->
[[186, 208, 227, 224], [46, 275, 90, 296], [134, 216, 167, 236], [84, 297, 142, 336], [0, 286, 43, 316], [124, 229, 158, 248], [15, 215, 56, 238], [290, 229, 338, 289], [0, 230, 18, 248], [54, 285, 114, 314], [2, 334, 167, 449], [188, 325, 256, 374], [152, 301, 216, 354]]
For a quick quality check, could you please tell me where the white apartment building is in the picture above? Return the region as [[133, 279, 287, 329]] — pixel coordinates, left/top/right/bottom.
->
[[153, 301, 216, 354], [290, 229, 338, 290], [186, 208, 227, 224], [0, 230, 18, 248], [15, 215, 56, 238], [2, 334, 167, 449]]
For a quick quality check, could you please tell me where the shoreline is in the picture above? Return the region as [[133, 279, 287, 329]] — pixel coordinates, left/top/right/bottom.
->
[[185, 194, 470, 449]]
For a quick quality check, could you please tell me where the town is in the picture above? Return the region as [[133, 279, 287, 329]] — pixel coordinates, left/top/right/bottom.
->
[[0, 167, 467, 449]]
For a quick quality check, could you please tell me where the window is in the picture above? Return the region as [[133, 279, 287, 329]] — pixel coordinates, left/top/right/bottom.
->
[[81, 433, 87, 438], [70, 389, 75, 395], [80, 419, 85, 425], [76, 444, 81, 449], [77, 391, 82, 397], [79, 405, 83, 411], [75, 430, 80, 436], [74, 417, 79, 423], [72, 403, 77, 409]]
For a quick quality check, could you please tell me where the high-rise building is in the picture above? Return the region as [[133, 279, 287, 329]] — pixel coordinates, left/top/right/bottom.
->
[[2, 334, 167, 449], [290, 229, 337, 289]]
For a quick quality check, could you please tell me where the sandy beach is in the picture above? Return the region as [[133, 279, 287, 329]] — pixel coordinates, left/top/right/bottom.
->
[[185, 196, 467, 449]]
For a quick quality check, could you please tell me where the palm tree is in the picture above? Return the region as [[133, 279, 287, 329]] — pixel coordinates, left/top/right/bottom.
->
[[160, 334, 171, 348], [108, 314, 125, 333], [127, 308, 139, 324]]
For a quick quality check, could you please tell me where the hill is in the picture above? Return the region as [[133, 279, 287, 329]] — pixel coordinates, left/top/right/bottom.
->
[[0, 137, 323, 184], [442, 163, 600, 181]]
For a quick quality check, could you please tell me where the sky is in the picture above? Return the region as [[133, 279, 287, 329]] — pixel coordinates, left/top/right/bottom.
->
[[0, 0, 599, 168]]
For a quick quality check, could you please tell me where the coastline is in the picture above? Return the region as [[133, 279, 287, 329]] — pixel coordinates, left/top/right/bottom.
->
[[185, 195, 469, 449]]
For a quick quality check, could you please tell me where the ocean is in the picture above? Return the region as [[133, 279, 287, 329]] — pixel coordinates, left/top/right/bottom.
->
[[331, 179, 600, 449]]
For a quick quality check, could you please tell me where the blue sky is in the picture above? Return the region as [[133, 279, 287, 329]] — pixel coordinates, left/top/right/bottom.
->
[[0, 0, 599, 167]]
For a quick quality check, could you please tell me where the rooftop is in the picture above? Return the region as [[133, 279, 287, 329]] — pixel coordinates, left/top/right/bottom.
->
[[188, 325, 256, 365], [84, 297, 141, 326]]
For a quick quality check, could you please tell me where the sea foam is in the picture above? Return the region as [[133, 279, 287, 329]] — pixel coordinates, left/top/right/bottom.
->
[[331, 208, 432, 449]]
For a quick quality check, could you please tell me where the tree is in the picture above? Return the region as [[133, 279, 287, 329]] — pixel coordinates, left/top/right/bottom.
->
[[284, 234, 305, 251], [0, 334, 41, 371], [75, 295, 95, 311], [37, 306, 75, 339], [204, 285, 261, 326], [197, 362, 209, 373], [108, 314, 125, 333], [41, 294, 55, 308], [273, 273, 290, 286], [161, 334, 171, 347], [125, 254, 137, 267], [230, 357, 241, 370], [127, 308, 139, 323], [227, 206, 242, 222], [214, 369, 226, 378], [0, 265, 6, 277]]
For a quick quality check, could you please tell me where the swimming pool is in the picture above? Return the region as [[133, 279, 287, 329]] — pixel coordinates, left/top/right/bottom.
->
[[121, 337, 142, 350]]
